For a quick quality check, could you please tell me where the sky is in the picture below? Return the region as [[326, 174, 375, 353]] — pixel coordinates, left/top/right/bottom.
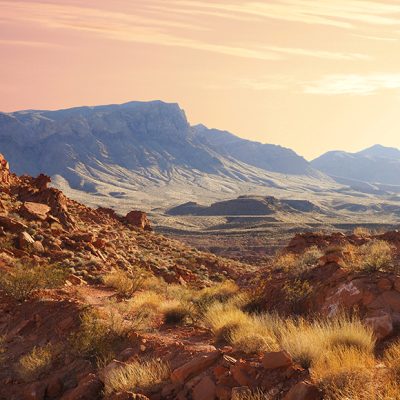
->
[[1, 0, 400, 159]]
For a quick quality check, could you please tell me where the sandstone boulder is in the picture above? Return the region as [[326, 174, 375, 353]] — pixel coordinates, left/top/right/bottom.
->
[[284, 381, 321, 400], [262, 350, 292, 370], [0, 215, 28, 233], [192, 376, 216, 400], [19, 202, 51, 221], [123, 211, 152, 231], [171, 351, 221, 384]]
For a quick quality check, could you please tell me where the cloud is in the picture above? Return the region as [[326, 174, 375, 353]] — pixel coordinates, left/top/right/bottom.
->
[[0, 39, 53, 47], [173, 0, 400, 29], [303, 74, 400, 95], [0, 1, 371, 61]]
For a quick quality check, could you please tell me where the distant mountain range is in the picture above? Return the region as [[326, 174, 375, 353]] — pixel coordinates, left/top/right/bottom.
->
[[0, 100, 399, 211], [311, 144, 400, 187]]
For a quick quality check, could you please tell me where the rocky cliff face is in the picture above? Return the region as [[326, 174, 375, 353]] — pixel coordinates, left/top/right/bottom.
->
[[0, 101, 333, 210]]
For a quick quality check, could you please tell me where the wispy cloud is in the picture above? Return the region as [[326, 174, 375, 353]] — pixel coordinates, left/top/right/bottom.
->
[[303, 74, 400, 95], [173, 0, 400, 29], [0, 39, 53, 47], [0, 1, 371, 61]]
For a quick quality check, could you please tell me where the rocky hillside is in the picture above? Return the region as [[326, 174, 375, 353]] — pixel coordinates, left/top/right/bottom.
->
[[3, 154, 400, 399], [0, 101, 335, 211]]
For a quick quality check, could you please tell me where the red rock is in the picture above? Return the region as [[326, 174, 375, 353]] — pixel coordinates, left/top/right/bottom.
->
[[171, 351, 222, 384], [192, 376, 216, 400], [377, 278, 393, 292], [33, 241, 45, 253], [18, 231, 35, 249], [66, 275, 87, 286], [381, 291, 400, 312], [213, 365, 228, 379], [19, 202, 51, 221], [283, 381, 321, 400], [33, 174, 51, 191], [230, 363, 253, 387], [21, 382, 46, 400], [0, 215, 28, 233], [394, 277, 400, 293], [364, 311, 393, 340], [215, 385, 231, 400], [60, 373, 103, 400], [0, 153, 11, 185], [46, 376, 64, 398], [123, 211, 152, 231], [262, 350, 292, 369]]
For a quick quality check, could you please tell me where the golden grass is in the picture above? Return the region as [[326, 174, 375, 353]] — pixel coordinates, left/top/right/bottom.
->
[[70, 307, 130, 362], [17, 344, 54, 381], [343, 240, 393, 272], [194, 281, 239, 310], [233, 389, 270, 400], [204, 303, 278, 353], [383, 341, 400, 380], [353, 227, 372, 237], [311, 347, 376, 400], [102, 268, 145, 297], [104, 358, 170, 395], [280, 315, 375, 368], [273, 246, 323, 274]]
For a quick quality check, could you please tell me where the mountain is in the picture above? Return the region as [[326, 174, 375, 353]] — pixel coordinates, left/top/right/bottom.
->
[[311, 145, 400, 186], [0, 100, 334, 211], [193, 125, 316, 176]]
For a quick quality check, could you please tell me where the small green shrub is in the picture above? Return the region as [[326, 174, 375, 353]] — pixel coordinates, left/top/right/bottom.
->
[[0, 263, 67, 301]]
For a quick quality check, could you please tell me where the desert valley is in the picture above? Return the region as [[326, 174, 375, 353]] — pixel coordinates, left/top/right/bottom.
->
[[1, 101, 400, 399], [3, 0, 400, 398]]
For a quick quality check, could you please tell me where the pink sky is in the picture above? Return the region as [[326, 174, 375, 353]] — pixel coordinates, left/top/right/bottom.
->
[[1, 0, 400, 159]]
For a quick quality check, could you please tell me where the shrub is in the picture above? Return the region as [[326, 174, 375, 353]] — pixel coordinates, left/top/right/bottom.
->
[[0, 263, 67, 301], [353, 227, 371, 237], [103, 268, 146, 297], [194, 281, 239, 311], [282, 279, 312, 313], [104, 358, 170, 394], [17, 344, 54, 381], [70, 307, 130, 362], [273, 246, 323, 274], [344, 240, 393, 272]]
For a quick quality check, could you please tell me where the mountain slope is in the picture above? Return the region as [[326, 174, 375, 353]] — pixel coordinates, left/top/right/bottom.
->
[[0, 100, 335, 210], [311, 145, 400, 186]]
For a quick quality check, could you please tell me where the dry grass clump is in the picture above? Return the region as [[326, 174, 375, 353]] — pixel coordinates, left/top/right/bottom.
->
[[103, 268, 147, 297], [194, 281, 239, 311], [383, 341, 400, 380], [17, 344, 54, 381], [280, 315, 374, 369], [343, 240, 394, 272], [70, 307, 130, 362], [273, 246, 323, 274], [204, 303, 278, 354], [160, 300, 194, 325], [0, 263, 66, 301], [104, 358, 170, 395], [353, 227, 372, 237], [311, 347, 376, 400], [282, 279, 312, 312]]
